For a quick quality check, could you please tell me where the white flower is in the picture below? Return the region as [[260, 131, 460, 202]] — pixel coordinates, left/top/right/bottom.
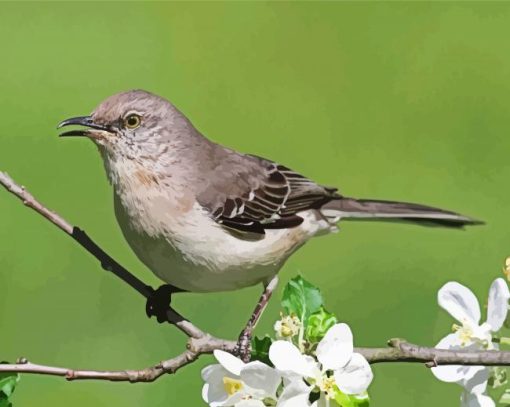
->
[[458, 368, 494, 407], [432, 278, 510, 406], [269, 323, 373, 406], [202, 350, 281, 407], [274, 314, 302, 340], [461, 391, 495, 407]]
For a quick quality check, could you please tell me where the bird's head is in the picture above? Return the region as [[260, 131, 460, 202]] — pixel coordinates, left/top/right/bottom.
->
[[58, 89, 196, 161]]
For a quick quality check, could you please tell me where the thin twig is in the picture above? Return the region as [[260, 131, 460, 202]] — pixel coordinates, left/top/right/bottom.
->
[[3, 170, 510, 385], [0, 171, 197, 338], [359, 338, 510, 366], [0, 335, 236, 382]]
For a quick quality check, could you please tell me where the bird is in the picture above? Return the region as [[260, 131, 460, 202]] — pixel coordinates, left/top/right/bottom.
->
[[58, 89, 481, 358]]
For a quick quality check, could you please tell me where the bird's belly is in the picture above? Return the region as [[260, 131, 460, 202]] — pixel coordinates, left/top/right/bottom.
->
[[116, 220, 301, 292], [121, 232, 283, 292], [114, 191, 330, 292]]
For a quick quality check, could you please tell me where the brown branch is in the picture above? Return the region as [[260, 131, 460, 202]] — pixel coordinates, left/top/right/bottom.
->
[[0, 335, 236, 382], [359, 338, 510, 366], [2, 338, 510, 382], [3, 169, 510, 384]]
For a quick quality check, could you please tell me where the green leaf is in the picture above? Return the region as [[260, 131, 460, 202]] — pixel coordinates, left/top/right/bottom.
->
[[281, 276, 323, 324], [306, 307, 338, 343], [0, 373, 19, 399], [0, 397, 12, 407], [334, 391, 370, 407], [251, 336, 273, 365], [0, 363, 20, 407], [488, 367, 507, 389]]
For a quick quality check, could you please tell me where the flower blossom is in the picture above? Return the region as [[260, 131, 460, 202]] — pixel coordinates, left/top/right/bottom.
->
[[274, 313, 302, 340], [202, 350, 281, 407], [269, 323, 373, 406], [432, 278, 510, 407]]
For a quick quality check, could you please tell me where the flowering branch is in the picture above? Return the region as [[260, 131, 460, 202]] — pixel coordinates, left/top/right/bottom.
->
[[2, 338, 510, 384], [2, 169, 510, 390]]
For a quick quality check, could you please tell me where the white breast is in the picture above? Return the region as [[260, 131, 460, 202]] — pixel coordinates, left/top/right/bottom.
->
[[108, 158, 335, 292]]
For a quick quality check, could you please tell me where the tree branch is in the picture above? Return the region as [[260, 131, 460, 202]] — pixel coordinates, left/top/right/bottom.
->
[[0, 171, 198, 338], [0, 335, 236, 382], [2, 338, 510, 383], [2, 170, 510, 384], [360, 338, 510, 366]]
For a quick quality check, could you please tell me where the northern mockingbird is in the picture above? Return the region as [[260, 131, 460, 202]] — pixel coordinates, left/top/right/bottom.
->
[[58, 89, 480, 358]]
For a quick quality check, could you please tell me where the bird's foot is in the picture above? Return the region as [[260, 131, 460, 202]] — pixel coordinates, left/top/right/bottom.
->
[[145, 284, 183, 323]]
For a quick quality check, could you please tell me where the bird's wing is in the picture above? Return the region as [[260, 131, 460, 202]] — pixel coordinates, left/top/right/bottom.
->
[[196, 152, 340, 234]]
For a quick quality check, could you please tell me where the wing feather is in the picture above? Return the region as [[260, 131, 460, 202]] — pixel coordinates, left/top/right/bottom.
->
[[196, 152, 339, 234]]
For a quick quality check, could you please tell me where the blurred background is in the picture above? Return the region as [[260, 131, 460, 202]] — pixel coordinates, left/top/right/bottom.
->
[[0, 2, 509, 405]]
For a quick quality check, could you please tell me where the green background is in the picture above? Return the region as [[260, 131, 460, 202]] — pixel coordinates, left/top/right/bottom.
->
[[0, 2, 509, 406]]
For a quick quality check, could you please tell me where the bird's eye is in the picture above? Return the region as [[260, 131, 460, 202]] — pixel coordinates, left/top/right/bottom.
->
[[124, 114, 141, 129]]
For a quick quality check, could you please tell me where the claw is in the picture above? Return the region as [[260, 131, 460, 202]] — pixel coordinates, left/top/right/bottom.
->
[[146, 284, 184, 323]]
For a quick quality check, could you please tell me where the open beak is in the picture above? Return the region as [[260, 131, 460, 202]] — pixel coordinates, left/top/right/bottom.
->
[[57, 116, 111, 137]]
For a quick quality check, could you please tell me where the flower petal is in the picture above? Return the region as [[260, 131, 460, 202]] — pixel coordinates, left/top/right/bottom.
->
[[460, 391, 495, 407], [334, 352, 373, 394], [214, 350, 245, 376], [222, 391, 245, 407], [235, 400, 266, 407], [435, 333, 462, 350], [432, 365, 486, 387], [487, 278, 510, 332], [438, 282, 481, 325], [201, 383, 221, 407], [269, 340, 316, 377], [462, 367, 489, 393], [431, 345, 486, 387], [316, 323, 353, 370], [431, 334, 474, 383], [276, 380, 312, 407], [281, 359, 319, 386], [241, 361, 281, 399], [431, 333, 489, 389], [470, 322, 492, 344], [201, 364, 229, 406]]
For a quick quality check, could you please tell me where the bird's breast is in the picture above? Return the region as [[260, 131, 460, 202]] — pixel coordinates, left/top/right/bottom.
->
[[108, 159, 331, 292]]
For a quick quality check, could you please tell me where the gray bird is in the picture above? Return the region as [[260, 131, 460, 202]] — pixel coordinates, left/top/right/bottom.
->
[[58, 90, 480, 356]]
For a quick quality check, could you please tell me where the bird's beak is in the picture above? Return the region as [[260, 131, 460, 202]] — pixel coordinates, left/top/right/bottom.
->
[[57, 116, 111, 138]]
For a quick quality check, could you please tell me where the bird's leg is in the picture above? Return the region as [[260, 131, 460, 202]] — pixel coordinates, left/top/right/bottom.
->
[[146, 284, 186, 323], [235, 276, 279, 362]]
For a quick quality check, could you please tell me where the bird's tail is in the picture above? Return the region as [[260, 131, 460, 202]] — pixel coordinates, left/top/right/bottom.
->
[[320, 198, 482, 228]]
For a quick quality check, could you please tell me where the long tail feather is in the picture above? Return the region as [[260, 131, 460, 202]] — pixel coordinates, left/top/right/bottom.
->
[[320, 198, 483, 228]]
